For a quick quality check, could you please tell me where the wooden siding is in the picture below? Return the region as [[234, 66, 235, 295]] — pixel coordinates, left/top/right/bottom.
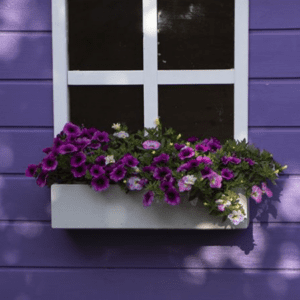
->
[[0, 0, 299, 298]]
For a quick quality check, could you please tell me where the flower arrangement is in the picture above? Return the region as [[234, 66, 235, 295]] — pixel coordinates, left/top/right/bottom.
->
[[26, 118, 287, 226]]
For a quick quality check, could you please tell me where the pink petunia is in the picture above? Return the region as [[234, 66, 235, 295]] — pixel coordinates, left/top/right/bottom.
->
[[261, 182, 273, 198], [251, 185, 263, 203]]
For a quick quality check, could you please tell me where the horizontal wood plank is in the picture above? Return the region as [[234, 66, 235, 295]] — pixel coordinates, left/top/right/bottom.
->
[[0, 32, 299, 79], [0, 175, 298, 223], [249, 31, 300, 78], [0, 0, 51, 31], [0, 129, 53, 174], [0, 33, 52, 79], [0, 80, 299, 127], [249, 80, 300, 126], [0, 81, 53, 126], [0, 268, 299, 300], [248, 128, 300, 174], [0, 222, 299, 269], [250, 0, 300, 29]]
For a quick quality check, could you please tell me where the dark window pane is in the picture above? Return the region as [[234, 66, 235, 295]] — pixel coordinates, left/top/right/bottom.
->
[[68, 0, 143, 70], [158, 85, 233, 143], [69, 86, 144, 133], [158, 0, 234, 70]]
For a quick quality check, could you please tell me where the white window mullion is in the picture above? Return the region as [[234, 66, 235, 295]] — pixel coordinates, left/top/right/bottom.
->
[[234, 0, 249, 142], [52, 0, 69, 136], [143, 0, 158, 129]]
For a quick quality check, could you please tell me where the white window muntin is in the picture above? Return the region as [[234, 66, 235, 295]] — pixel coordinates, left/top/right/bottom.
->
[[52, 0, 249, 141]]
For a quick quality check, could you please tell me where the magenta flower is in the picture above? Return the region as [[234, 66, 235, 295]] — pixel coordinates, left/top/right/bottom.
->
[[53, 137, 65, 148], [127, 176, 144, 191], [174, 143, 185, 151], [92, 131, 109, 143], [160, 180, 174, 192], [195, 142, 210, 152], [36, 170, 48, 187], [153, 153, 170, 165], [142, 140, 161, 150], [186, 159, 200, 169], [244, 158, 255, 166], [164, 188, 181, 205], [221, 156, 230, 165], [89, 165, 105, 178], [177, 162, 190, 173], [80, 128, 93, 139], [207, 137, 222, 152], [178, 146, 195, 160], [229, 157, 241, 164], [42, 154, 58, 171], [143, 165, 155, 173], [178, 178, 192, 192], [74, 137, 91, 150], [58, 144, 78, 155], [201, 166, 214, 179], [186, 136, 199, 143], [251, 185, 263, 203], [95, 155, 106, 167], [70, 152, 86, 167], [209, 173, 222, 188], [153, 167, 172, 180], [261, 182, 273, 198], [43, 147, 52, 154], [102, 145, 109, 151], [63, 122, 81, 138], [110, 165, 127, 182], [121, 154, 139, 168], [143, 191, 154, 207], [91, 175, 110, 192], [71, 164, 87, 178], [217, 204, 225, 212], [221, 168, 234, 180], [25, 164, 39, 177]]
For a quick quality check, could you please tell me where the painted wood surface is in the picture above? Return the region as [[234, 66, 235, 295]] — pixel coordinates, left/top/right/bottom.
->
[[1, 80, 300, 128], [0, 32, 299, 79], [0, 128, 296, 174], [0, 81, 53, 126], [0, 0, 299, 31], [0, 222, 298, 269], [0, 269, 299, 300], [0, 175, 298, 223]]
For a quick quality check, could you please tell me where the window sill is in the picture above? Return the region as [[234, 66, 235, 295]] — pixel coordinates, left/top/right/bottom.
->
[[51, 184, 249, 229]]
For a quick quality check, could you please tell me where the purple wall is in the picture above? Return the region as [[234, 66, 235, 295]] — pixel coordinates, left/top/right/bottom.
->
[[0, 0, 300, 298]]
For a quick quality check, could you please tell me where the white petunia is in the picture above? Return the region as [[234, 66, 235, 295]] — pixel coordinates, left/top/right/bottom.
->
[[105, 155, 115, 165], [113, 131, 129, 139]]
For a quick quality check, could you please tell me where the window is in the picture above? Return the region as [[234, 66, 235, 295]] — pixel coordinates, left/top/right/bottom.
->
[[52, 0, 249, 143]]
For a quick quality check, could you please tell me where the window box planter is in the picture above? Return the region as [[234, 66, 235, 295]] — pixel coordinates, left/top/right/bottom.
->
[[51, 184, 249, 229]]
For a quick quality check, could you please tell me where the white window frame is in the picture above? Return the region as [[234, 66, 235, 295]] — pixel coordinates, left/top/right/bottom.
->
[[52, 0, 249, 142]]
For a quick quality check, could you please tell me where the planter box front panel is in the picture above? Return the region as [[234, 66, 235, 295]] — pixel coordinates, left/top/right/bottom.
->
[[51, 184, 249, 229]]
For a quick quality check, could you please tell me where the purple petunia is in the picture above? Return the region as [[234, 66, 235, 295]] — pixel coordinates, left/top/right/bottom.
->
[[186, 136, 199, 143], [110, 165, 127, 182], [206, 137, 222, 152], [42, 154, 58, 171], [121, 154, 139, 168], [195, 142, 210, 152], [208, 172, 223, 188], [127, 176, 144, 191], [71, 164, 87, 178], [177, 162, 190, 173], [221, 156, 230, 165], [261, 182, 273, 198], [92, 131, 110, 143], [95, 155, 106, 167], [251, 185, 263, 203], [160, 180, 174, 192], [186, 159, 200, 169], [178, 146, 195, 160], [153, 167, 172, 181], [63, 122, 82, 138], [43, 147, 52, 154], [89, 165, 105, 178], [91, 175, 110, 192], [143, 190, 154, 207], [174, 143, 185, 151], [196, 156, 213, 165], [201, 166, 214, 179], [164, 188, 181, 205], [143, 165, 155, 173], [221, 168, 235, 180], [229, 156, 241, 164], [70, 152, 86, 167], [152, 153, 170, 165], [53, 137, 65, 149], [58, 144, 78, 155], [74, 137, 91, 151], [25, 164, 39, 177], [244, 158, 255, 166], [36, 170, 48, 187], [142, 140, 161, 150]]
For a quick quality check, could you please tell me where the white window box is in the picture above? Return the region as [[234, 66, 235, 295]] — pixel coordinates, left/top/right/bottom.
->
[[51, 184, 249, 229]]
